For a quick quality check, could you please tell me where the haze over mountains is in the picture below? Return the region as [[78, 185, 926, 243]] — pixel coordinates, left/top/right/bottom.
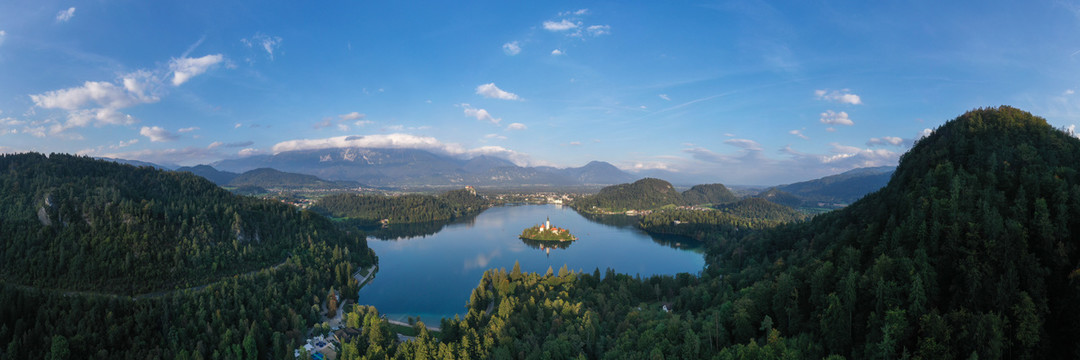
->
[[209, 147, 639, 187]]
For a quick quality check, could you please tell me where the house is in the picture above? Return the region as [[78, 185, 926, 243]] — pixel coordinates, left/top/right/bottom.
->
[[334, 328, 361, 344]]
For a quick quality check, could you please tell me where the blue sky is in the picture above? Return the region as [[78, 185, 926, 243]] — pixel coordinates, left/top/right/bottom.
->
[[2, 1, 1080, 184]]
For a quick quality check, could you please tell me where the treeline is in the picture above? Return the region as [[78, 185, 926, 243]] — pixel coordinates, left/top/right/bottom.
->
[[638, 198, 807, 242], [0, 153, 355, 294], [311, 188, 488, 224]]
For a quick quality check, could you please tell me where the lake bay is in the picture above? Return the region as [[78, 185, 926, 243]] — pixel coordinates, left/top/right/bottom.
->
[[357, 204, 705, 323]]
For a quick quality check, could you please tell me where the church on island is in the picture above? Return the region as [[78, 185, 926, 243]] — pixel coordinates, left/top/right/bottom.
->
[[519, 217, 577, 242]]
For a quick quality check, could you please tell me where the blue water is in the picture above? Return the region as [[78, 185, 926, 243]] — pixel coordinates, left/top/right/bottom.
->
[[356, 204, 705, 323]]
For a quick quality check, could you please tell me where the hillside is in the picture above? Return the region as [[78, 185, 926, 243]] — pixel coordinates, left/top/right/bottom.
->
[[753, 187, 804, 207], [681, 183, 738, 205], [772, 165, 894, 206], [0, 153, 376, 358], [228, 167, 360, 189], [342, 106, 1080, 359], [708, 106, 1080, 358], [0, 153, 372, 294], [572, 178, 688, 212], [174, 164, 238, 185], [312, 187, 489, 224]]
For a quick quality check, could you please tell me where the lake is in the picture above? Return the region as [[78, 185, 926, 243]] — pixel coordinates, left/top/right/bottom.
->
[[356, 204, 705, 323]]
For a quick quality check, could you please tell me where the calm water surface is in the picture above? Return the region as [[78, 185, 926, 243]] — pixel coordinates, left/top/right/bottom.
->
[[357, 204, 705, 322]]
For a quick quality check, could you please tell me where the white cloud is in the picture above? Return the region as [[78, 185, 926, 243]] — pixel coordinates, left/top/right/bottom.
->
[[917, 128, 933, 140], [1065, 89, 1075, 96], [724, 138, 763, 151], [551, 49, 564, 56], [819, 110, 854, 126], [339, 112, 365, 121], [242, 33, 283, 60], [56, 7, 76, 22], [815, 89, 862, 105], [178, 127, 199, 133], [484, 133, 507, 140], [559, 9, 589, 16], [140, 126, 178, 142], [506, 122, 527, 130], [238, 148, 264, 157], [29, 70, 168, 134], [0, 30, 6, 47], [789, 129, 808, 140], [461, 104, 501, 125], [355, 120, 374, 127], [586, 25, 611, 36], [270, 133, 535, 166], [543, 19, 579, 31], [234, 123, 242, 128], [208, 141, 253, 149], [568, 141, 582, 146], [104, 146, 224, 166], [503, 41, 521, 55], [867, 136, 903, 146], [475, 83, 520, 100], [313, 118, 333, 129], [169, 54, 224, 86], [659, 94, 671, 101]]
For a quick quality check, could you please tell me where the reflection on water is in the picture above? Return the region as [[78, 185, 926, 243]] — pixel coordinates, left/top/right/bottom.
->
[[356, 204, 705, 322], [520, 238, 574, 256], [348, 212, 482, 240]]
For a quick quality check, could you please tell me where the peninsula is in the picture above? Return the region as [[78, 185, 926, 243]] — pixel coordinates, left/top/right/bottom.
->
[[519, 217, 577, 242]]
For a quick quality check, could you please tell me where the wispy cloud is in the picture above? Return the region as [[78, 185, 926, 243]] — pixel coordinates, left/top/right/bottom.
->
[[140, 126, 178, 142], [819, 110, 854, 126], [208, 141, 253, 149], [241, 33, 283, 60], [867, 136, 903, 146], [586, 25, 611, 36], [339, 112, 365, 121], [789, 129, 808, 139], [543, 19, 579, 31], [659, 94, 671, 101], [551, 49, 564, 56], [476, 83, 520, 100], [178, 127, 199, 133], [484, 133, 507, 140], [506, 122, 527, 130], [56, 7, 76, 23], [503, 41, 521, 55], [460, 103, 501, 125], [170, 54, 224, 85], [815, 89, 862, 105]]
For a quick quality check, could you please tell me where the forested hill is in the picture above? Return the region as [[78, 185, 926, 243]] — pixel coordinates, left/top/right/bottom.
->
[[572, 178, 688, 212], [681, 183, 738, 205], [311, 187, 489, 224], [769, 166, 894, 206], [0, 153, 373, 294], [228, 167, 360, 189], [321, 106, 1080, 359], [710, 106, 1080, 358]]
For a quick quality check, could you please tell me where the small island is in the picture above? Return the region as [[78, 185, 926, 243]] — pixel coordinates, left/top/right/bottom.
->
[[519, 217, 578, 242]]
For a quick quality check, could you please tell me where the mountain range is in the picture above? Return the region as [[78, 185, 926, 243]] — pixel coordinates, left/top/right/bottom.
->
[[209, 148, 639, 187]]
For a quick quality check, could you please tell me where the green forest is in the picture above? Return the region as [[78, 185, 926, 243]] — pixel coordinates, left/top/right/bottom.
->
[[3, 106, 1080, 359], [318, 106, 1080, 359], [311, 188, 489, 224], [0, 154, 375, 358], [572, 178, 688, 212]]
